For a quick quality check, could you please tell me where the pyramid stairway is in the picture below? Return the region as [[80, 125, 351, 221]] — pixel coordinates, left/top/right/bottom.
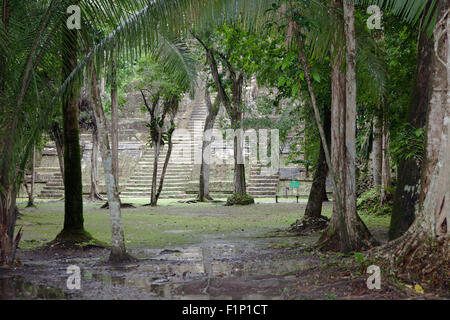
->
[[39, 172, 64, 199], [248, 163, 279, 198], [121, 100, 207, 199]]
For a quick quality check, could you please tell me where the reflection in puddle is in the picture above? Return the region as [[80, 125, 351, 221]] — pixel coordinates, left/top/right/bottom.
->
[[88, 243, 306, 300], [2, 241, 308, 300], [0, 277, 66, 300]]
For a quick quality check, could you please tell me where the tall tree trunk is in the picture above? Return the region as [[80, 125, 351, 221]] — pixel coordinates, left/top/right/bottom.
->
[[381, 120, 391, 204], [197, 38, 248, 197], [26, 145, 36, 207], [89, 59, 130, 262], [51, 122, 64, 182], [151, 131, 162, 207], [199, 85, 218, 201], [388, 0, 448, 277], [304, 105, 331, 218], [372, 114, 382, 188], [90, 126, 103, 201], [55, 24, 87, 242], [389, 0, 435, 240], [156, 119, 175, 202], [231, 75, 246, 196], [110, 51, 120, 189], [318, 0, 377, 252]]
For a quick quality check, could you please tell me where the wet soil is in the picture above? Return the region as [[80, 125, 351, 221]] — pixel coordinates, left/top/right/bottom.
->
[[1, 201, 447, 300]]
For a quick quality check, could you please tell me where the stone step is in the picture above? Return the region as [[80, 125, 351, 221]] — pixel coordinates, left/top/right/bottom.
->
[[248, 187, 277, 192], [129, 176, 189, 181], [249, 174, 279, 179], [120, 192, 190, 198], [248, 191, 276, 196], [125, 181, 187, 187]]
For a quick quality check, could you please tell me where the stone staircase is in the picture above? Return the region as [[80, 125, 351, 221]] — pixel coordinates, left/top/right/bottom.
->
[[247, 163, 279, 198], [121, 101, 207, 199], [120, 137, 193, 199], [39, 172, 64, 199]]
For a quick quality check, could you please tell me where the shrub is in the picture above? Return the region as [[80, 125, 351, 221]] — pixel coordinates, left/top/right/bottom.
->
[[357, 188, 392, 216], [225, 193, 255, 206]]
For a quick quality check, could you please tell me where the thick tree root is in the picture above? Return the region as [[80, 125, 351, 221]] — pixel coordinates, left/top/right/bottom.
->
[[108, 250, 136, 263], [369, 232, 449, 290], [48, 229, 106, 249], [317, 216, 379, 252], [288, 216, 330, 235]]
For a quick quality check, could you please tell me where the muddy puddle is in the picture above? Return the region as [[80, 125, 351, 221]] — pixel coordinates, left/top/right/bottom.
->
[[0, 236, 315, 300]]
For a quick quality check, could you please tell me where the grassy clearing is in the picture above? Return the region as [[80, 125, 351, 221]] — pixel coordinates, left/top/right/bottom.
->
[[15, 199, 389, 250]]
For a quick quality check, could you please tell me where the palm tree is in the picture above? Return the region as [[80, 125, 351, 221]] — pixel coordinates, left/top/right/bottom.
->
[[0, 0, 276, 265]]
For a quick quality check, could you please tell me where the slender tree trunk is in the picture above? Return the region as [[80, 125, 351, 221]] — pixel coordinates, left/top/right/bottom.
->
[[199, 85, 218, 201], [304, 105, 331, 218], [197, 39, 248, 197], [89, 59, 130, 262], [372, 114, 382, 188], [232, 115, 246, 195], [51, 122, 65, 182], [26, 145, 36, 207], [110, 51, 120, 188], [231, 75, 246, 196], [90, 126, 103, 201], [56, 24, 87, 241], [389, 1, 435, 239], [151, 132, 162, 207], [381, 120, 391, 203], [156, 120, 175, 202], [318, 0, 377, 252]]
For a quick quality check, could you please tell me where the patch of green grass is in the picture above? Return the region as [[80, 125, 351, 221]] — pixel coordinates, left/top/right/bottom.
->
[[16, 200, 309, 249], [16, 199, 390, 251]]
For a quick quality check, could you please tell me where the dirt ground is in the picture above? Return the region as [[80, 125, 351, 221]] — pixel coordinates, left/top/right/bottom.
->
[[0, 199, 448, 300]]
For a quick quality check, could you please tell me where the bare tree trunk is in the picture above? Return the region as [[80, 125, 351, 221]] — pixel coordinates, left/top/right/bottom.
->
[[156, 119, 175, 202], [381, 121, 391, 204], [233, 120, 246, 195], [26, 145, 36, 207], [317, 0, 377, 252], [89, 59, 130, 262], [199, 85, 218, 201], [196, 37, 248, 197], [372, 114, 382, 188], [90, 126, 103, 201], [151, 131, 162, 207], [110, 51, 120, 188], [304, 105, 331, 218], [50, 122, 64, 182]]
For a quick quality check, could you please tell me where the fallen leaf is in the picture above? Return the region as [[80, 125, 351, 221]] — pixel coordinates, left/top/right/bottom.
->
[[414, 284, 424, 294]]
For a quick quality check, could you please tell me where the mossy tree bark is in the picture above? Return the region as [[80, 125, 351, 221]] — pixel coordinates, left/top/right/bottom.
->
[[56, 24, 87, 242], [389, 0, 435, 240], [386, 1, 449, 277]]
